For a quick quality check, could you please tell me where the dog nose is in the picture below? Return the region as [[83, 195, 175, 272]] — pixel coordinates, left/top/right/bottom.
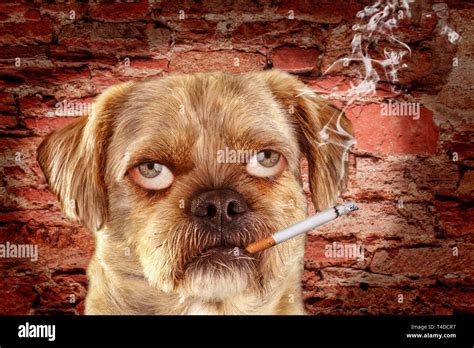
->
[[190, 189, 248, 229]]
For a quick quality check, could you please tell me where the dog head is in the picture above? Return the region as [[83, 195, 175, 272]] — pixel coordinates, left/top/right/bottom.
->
[[37, 70, 353, 301]]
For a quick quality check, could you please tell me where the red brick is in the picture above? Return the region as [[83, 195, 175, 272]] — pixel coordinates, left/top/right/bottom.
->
[[169, 50, 266, 73], [311, 202, 438, 243], [151, 0, 203, 16], [320, 23, 355, 74], [397, 10, 438, 43], [0, 4, 40, 23], [348, 156, 460, 201], [59, 22, 148, 56], [24, 117, 79, 136], [14, 67, 90, 88], [118, 58, 168, 78], [152, 0, 265, 16], [321, 36, 433, 86], [397, 49, 433, 84], [308, 77, 399, 97], [234, 20, 298, 42], [172, 19, 217, 43], [457, 170, 474, 201], [37, 276, 87, 309], [318, 267, 435, 288], [302, 269, 321, 292], [53, 274, 88, 286], [0, 92, 15, 113], [419, 288, 474, 314], [346, 103, 439, 155], [50, 45, 105, 64], [1, 165, 44, 188], [0, 45, 49, 60], [0, 276, 40, 314], [0, 68, 16, 84], [434, 306, 454, 315], [0, 137, 42, 163], [233, 20, 323, 48], [0, 137, 48, 188], [369, 245, 474, 278], [0, 116, 17, 128], [0, 210, 72, 226], [436, 84, 474, 111], [145, 23, 171, 49], [304, 285, 428, 315], [40, 3, 89, 24], [90, 69, 131, 93], [76, 300, 86, 315], [305, 273, 472, 314], [276, 0, 367, 24], [129, 59, 168, 71], [1, 186, 58, 211], [201, 0, 266, 13], [19, 95, 57, 117], [449, 131, 474, 164], [89, 1, 149, 22], [272, 46, 318, 74], [0, 20, 52, 45], [0, 224, 89, 253], [304, 237, 366, 269], [434, 200, 474, 237], [0, 224, 94, 276]]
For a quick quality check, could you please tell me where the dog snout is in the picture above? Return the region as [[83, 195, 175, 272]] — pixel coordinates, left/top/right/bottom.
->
[[190, 189, 248, 230]]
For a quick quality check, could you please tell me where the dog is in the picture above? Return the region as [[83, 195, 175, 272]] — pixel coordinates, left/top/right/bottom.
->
[[37, 69, 353, 314]]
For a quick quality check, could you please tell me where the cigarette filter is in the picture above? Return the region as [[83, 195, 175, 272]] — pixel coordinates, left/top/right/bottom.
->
[[245, 201, 358, 254]]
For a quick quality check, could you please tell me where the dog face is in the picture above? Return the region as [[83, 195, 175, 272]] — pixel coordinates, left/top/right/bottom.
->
[[37, 70, 352, 304]]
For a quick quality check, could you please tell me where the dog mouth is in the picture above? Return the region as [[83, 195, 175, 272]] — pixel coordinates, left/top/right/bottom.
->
[[194, 246, 252, 262], [178, 245, 261, 300], [184, 245, 255, 272]]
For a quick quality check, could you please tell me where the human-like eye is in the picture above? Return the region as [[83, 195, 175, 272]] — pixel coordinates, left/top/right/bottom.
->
[[246, 150, 286, 178], [128, 162, 174, 190]]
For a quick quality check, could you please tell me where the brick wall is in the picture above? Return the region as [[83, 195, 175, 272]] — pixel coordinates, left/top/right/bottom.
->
[[0, 0, 473, 315]]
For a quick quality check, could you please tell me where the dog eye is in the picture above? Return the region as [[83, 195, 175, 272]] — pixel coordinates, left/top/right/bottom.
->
[[138, 162, 163, 178], [129, 162, 174, 190], [246, 150, 286, 177], [257, 150, 280, 167]]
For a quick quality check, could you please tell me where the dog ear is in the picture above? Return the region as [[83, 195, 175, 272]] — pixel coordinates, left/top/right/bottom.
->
[[37, 82, 132, 232], [254, 70, 354, 211]]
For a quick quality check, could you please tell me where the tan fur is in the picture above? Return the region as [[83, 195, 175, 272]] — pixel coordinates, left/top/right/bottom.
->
[[37, 69, 353, 315]]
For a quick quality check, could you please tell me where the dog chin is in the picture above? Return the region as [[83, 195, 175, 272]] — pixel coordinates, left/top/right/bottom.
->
[[178, 247, 258, 301]]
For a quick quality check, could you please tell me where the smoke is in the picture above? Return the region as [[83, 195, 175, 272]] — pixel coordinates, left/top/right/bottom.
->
[[325, 0, 413, 96], [441, 25, 461, 44], [304, 0, 415, 185]]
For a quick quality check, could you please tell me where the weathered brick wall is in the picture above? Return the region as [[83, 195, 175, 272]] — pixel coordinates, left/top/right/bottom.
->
[[0, 1, 472, 315]]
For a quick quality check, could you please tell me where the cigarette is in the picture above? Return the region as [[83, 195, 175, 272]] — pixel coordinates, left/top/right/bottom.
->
[[245, 201, 359, 254]]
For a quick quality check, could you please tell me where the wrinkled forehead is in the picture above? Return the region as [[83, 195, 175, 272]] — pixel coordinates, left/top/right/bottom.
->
[[107, 73, 300, 176]]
